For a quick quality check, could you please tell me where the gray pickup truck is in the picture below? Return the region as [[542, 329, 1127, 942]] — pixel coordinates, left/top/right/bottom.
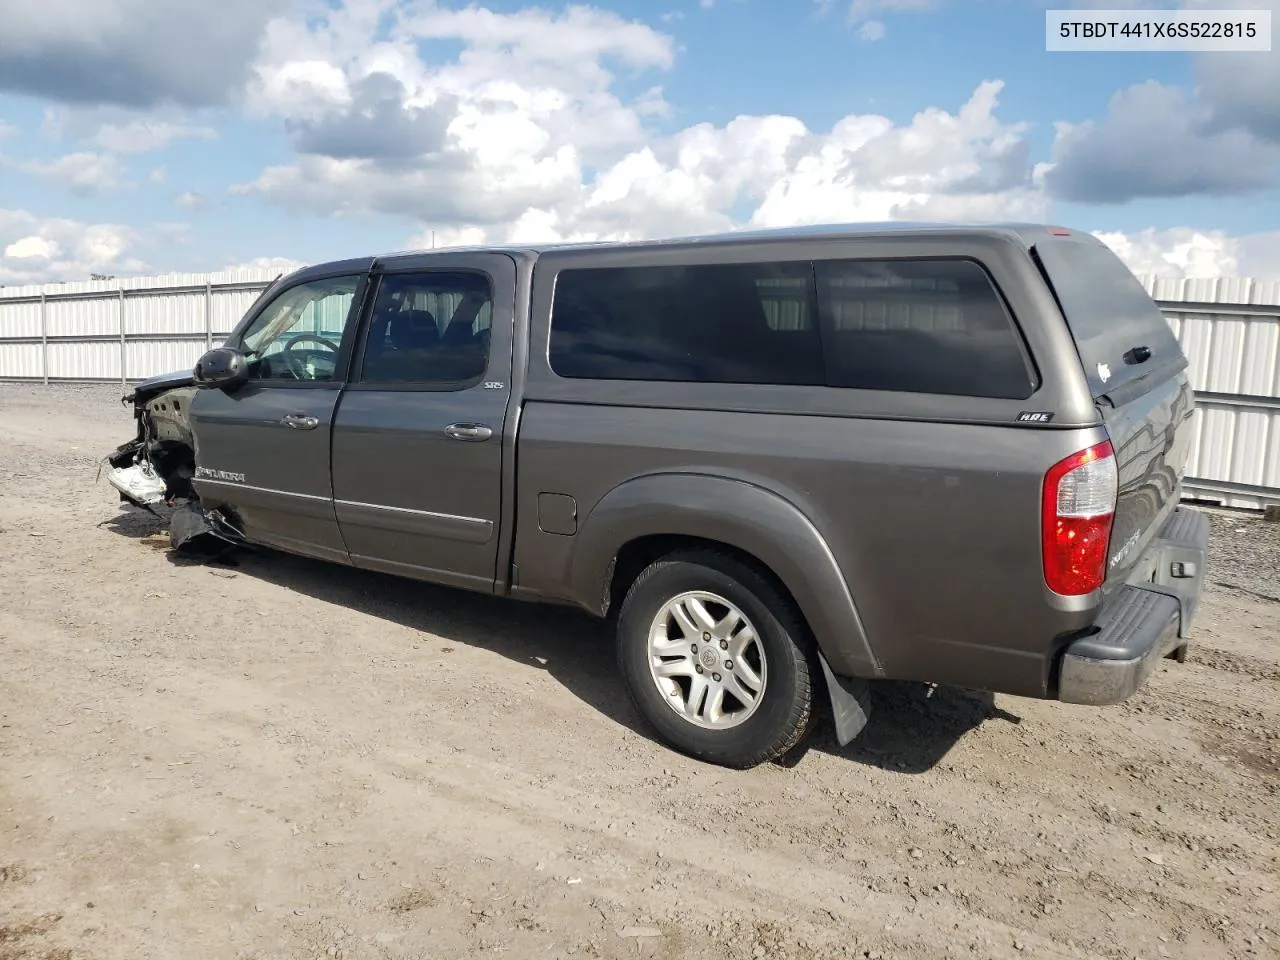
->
[[104, 223, 1208, 769]]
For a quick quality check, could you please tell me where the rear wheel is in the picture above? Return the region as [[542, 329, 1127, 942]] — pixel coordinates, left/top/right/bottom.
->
[[616, 550, 816, 769]]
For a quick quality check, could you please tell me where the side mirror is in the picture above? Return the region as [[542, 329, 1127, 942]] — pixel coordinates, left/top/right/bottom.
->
[[193, 347, 249, 392]]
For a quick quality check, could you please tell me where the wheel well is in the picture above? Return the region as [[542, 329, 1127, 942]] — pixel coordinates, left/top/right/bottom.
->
[[150, 440, 196, 500], [605, 534, 806, 631]]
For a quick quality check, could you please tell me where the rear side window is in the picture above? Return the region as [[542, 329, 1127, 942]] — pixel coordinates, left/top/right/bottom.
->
[[815, 258, 1036, 399], [1032, 238, 1182, 397], [548, 262, 823, 385], [548, 256, 1035, 399]]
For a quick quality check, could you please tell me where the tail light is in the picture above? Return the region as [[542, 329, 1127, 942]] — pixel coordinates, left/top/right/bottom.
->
[[1042, 440, 1117, 596]]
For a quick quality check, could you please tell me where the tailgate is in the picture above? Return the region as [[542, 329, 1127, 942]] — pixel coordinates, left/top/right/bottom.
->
[[1031, 234, 1196, 588], [1097, 370, 1196, 586]]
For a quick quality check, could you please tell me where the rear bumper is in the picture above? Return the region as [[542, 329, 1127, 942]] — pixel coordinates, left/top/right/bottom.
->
[[1057, 506, 1209, 706]]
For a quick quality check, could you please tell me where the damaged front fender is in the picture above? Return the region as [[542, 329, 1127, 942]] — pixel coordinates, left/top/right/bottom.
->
[[104, 374, 197, 508], [103, 369, 243, 554]]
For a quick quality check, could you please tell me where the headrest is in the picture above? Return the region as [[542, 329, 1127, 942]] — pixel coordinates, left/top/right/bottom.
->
[[389, 309, 439, 350]]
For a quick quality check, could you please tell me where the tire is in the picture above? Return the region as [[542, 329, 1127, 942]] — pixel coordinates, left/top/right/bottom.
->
[[616, 549, 816, 769]]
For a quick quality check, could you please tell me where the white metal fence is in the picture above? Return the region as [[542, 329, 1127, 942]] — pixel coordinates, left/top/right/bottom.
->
[[0, 268, 281, 383], [1150, 276, 1280, 510], [2, 268, 1278, 509]]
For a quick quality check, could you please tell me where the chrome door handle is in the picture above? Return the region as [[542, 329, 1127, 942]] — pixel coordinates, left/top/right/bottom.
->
[[444, 422, 493, 442], [280, 413, 320, 430]]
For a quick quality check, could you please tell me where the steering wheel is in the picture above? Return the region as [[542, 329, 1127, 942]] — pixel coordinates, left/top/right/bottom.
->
[[281, 334, 340, 379]]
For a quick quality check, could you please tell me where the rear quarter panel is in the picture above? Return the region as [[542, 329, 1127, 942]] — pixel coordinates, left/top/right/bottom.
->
[[514, 404, 1105, 696]]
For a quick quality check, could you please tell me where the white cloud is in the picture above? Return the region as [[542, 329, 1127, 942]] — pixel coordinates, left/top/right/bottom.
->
[[1044, 81, 1279, 203], [221, 255, 308, 275], [0, 122, 17, 140], [250, 59, 353, 123], [245, 0, 676, 168], [812, 0, 936, 26], [92, 120, 217, 153], [1095, 227, 1240, 278], [839, 0, 936, 24], [3, 0, 1273, 291], [38, 107, 64, 141], [1235, 233, 1280, 281], [4, 235, 60, 260], [405, 225, 489, 250], [14, 151, 132, 195], [1043, 0, 1280, 204], [234, 0, 1041, 247], [1192, 0, 1280, 143], [231, 2, 690, 232], [1095, 227, 1280, 282], [858, 20, 886, 40], [383, 79, 1047, 250], [747, 81, 1046, 228], [0, 209, 144, 285]]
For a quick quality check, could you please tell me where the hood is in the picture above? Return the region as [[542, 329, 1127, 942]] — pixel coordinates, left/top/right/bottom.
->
[[126, 367, 196, 405]]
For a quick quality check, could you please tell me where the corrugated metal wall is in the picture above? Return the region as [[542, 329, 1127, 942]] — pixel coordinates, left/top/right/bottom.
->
[[0, 270, 278, 389], [1142, 276, 1280, 510], [2, 267, 1278, 509]]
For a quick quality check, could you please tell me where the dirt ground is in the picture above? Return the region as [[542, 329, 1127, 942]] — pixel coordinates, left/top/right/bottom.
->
[[1, 383, 1277, 960]]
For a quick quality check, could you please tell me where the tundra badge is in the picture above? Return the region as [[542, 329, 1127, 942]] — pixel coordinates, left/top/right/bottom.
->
[[195, 466, 246, 483]]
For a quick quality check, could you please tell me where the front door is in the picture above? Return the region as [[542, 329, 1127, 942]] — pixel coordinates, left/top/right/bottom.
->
[[190, 270, 369, 564], [331, 254, 516, 591]]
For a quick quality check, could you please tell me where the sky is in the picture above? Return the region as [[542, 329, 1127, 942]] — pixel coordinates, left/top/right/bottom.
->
[[0, 0, 1278, 286]]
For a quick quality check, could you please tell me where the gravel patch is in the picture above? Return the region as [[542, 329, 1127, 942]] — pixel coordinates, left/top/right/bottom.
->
[[1205, 508, 1280, 604], [0, 381, 135, 427]]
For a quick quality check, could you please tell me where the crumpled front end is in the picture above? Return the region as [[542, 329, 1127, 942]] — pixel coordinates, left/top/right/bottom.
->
[[103, 373, 242, 553]]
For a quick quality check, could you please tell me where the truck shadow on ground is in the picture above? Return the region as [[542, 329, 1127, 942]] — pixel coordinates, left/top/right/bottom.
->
[[106, 510, 1020, 773]]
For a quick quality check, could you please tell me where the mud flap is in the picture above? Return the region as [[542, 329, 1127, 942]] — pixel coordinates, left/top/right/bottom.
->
[[818, 651, 873, 746], [169, 502, 240, 557]]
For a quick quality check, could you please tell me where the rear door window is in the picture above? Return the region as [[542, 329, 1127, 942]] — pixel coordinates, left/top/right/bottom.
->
[[358, 272, 492, 386], [814, 258, 1037, 399], [548, 261, 824, 385], [1032, 238, 1183, 398]]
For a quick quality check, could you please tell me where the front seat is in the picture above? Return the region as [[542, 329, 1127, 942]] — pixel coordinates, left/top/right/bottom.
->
[[381, 309, 439, 380]]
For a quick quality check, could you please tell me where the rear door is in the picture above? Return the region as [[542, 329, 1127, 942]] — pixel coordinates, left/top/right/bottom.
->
[[190, 268, 370, 564], [330, 254, 516, 592], [1032, 235, 1196, 585]]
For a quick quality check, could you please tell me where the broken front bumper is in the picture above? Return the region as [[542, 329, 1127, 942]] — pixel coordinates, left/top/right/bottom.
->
[[1056, 507, 1209, 706]]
